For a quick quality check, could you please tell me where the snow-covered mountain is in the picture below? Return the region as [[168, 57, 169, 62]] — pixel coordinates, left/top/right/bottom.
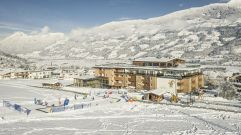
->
[[1, 0, 241, 60], [0, 50, 28, 68], [0, 26, 65, 54]]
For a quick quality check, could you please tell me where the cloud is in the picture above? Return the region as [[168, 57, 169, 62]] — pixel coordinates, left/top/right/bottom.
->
[[0, 23, 34, 32], [41, 26, 50, 34]]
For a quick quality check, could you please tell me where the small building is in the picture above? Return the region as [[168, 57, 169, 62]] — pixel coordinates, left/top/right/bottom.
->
[[42, 82, 63, 89], [10, 70, 29, 79], [144, 89, 177, 103], [74, 75, 101, 88], [144, 89, 164, 102], [60, 68, 82, 79], [28, 70, 52, 79], [51, 70, 61, 79], [0, 70, 11, 79]]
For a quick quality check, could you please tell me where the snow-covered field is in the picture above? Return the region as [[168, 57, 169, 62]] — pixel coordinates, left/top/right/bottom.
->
[[0, 80, 241, 135]]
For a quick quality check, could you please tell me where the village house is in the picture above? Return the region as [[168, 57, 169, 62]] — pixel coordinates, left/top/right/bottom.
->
[[28, 70, 52, 79], [9, 70, 29, 79], [60, 68, 82, 79], [42, 80, 73, 89], [0, 70, 12, 79]]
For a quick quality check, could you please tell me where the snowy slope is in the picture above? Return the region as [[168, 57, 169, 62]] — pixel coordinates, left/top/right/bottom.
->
[[0, 79, 241, 134], [1, 1, 241, 60], [0, 50, 28, 68], [0, 27, 66, 54]]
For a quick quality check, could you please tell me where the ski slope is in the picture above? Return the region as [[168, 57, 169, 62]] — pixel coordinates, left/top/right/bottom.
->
[[0, 80, 241, 135]]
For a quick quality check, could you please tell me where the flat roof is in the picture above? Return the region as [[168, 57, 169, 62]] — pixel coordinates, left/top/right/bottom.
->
[[94, 63, 199, 72], [133, 57, 183, 63]]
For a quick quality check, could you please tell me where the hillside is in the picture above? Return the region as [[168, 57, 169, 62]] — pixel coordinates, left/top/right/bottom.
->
[[0, 50, 28, 68], [0, 0, 241, 61]]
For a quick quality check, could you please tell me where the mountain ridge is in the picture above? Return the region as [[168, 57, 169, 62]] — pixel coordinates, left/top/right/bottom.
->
[[0, 1, 241, 62]]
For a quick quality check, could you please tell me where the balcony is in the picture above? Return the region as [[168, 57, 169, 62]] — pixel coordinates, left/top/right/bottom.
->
[[114, 76, 124, 80], [128, 77, 136, 82], [177, 82, 184, 86], [114, 69, 125, 74], [114, 82, 124, 86], [177, 88, 184, 92]]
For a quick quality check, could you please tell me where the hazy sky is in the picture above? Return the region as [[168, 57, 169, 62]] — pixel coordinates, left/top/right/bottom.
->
[[0, 0, 230, 37]]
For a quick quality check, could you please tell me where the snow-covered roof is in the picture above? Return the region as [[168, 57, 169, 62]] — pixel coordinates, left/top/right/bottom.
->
[[74, 75, 97, 80], [145, 89, 166, 96], [134, 57, 182, 63], [94, 63, 200, 73], [94, 63, 138, 69], [162, 67, 200, 71], [0, 70, 12, 75], [41, 79, 73, 86]]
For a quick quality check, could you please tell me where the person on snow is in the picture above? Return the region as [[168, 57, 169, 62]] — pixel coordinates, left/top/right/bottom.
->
[[34, 98, 37, 104]]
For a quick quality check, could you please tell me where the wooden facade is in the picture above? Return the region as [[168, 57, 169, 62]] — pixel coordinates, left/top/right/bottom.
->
[[94, 66, 204, 94], [93, 57, 203, 94]]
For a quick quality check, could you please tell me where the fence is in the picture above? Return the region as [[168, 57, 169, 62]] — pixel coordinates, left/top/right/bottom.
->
[[51, 102, 91, 113], [2, 100, 31, 116]]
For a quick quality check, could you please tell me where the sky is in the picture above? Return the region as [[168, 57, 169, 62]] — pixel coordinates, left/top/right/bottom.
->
[[0, 0, 230, 38]]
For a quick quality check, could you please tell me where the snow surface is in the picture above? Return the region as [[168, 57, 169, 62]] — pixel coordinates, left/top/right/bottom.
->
[[0, 80, 241, 135]]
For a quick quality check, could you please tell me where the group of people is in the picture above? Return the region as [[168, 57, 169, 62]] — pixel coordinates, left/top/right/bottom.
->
[[34, 98, 48, 106], [34, 92, 98, 109], [34, 97, 70, 107]]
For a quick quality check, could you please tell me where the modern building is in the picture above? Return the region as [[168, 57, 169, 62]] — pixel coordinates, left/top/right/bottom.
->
[[93, 58, 204, 95], [74, 75, 101, 88]]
